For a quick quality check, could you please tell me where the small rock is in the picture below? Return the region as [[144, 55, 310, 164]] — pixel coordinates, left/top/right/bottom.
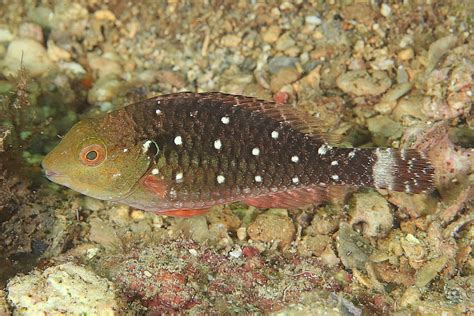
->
[[88, 217, 122, 250], [18, 22, 44, 43], [320, 246, 340, 268], [268, 56, 299, 74], [298, 235, 331, 256], [220, 34, 242, 48], [0, 27, 14, 42], [83, 196, 104, 211], [275, 32, 295, 51], [94, 9, 116, 21], [270, 66, 300, 93], [1, 38, 54, 77], [305, 15, 322, 25], [367, 115, 403, 145], [131, 210, 145, 221], [380, 4, 391, 17], [236, 227, 247, 241], [336, 70, 392, 96], [400, 286, 421, 308], [206, 207, 241, 231], [426, 35, 457, 73], [262, 25, 281, 43], [87, 76, 122, 104], [58, 62, 87, 76], [7, 263, 121, 314], [349, 191, 394, 238], [398, 48, 414, 61], [247, 212, 296, 249], [88, 53, 123, 79], [401, 234, 426, 269], [336, 223, 374, 271], [415, 256, 448, 288], [47, 40, 72, 61]]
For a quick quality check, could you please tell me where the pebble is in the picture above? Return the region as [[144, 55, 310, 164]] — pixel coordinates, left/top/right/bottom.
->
[[247, 212, 296, 249], [220, 34, 242, 48], [87, 53, 123, 79], [94, 9, 116, 21], [367, 115, 403, 142], [268, 56, 299, 74], [88, 217, 122, 250], [270, 66, 300, 93], [275, 32, 296, 51], [0, 27, 14, 42], [415, 256, 448, 288], [83, 196, 104, 211], [206, 207, 241, 231], [87, 76, 123, 104], [1, 38, 54, 77], [398, 47, 414, 60], [426, 35, 457, 73], [400, 287, 421, 308], [47, 40, 72, 61], [380, 4, 391, 17], [298, 235, 331, 256], [6, 263, 120, 314], [305, 15, 322, 25], [336, 70, 391, 96], [349, 192, 394, 238], [262, 25, 281, 43], [18, 22, 44, 43], [336, 223, 373, 271], [237, 227, 247, 241]]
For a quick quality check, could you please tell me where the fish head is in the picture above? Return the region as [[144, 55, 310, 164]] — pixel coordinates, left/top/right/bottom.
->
[[42, 116, 153, 201]]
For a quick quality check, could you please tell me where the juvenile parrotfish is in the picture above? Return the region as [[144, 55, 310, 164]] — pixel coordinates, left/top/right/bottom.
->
[[42, 92, 434, 217]]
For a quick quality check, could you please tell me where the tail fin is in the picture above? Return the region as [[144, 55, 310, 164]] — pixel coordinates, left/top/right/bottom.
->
[[315, 147, 435, 194], [372, 148, 435, 193]]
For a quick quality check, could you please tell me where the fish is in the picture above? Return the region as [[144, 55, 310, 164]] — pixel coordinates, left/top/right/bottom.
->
[[42, 92, 435, 217]]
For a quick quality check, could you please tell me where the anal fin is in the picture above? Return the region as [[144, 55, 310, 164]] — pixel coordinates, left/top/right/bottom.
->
[[243, 186, 349, 209], [155, 209, 209, 217]]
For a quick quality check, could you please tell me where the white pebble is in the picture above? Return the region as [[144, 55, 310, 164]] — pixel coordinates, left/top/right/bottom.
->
[[214, 139, 222, 150], [174, 136, 183, 145], [221, 116, 230, 124], [217, 175, 225, 184], [252, 148, 260, 156], [305, 15, 322, 25], [380, 3, 391, 17]]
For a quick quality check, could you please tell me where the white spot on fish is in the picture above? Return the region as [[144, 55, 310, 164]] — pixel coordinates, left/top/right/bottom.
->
[[271, 131, 279, 139], [217, 175, 225, 184], [221, 116, 230, 124], [252, 148, 260, 156], [157, 100, 161, 104], [175, 172, 183, 182], [255, 175, 263, 183], [151, 168, 159, 175], [155, 109, 162, 115], [291, 155, 299, 163], [214, 139, 222, 150], [318, 144, 331, 155], [331, 161, 338, 166], [292, 176, 299, 184], [190, 110, 198, 117], [331, 175, 339, 181], [174, 136, 183, 145], [123, 148, 128, 152], [112, 172, 121, 178]]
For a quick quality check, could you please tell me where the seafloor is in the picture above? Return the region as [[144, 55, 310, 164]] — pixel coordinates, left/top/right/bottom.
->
[[0, 1, 472, 315]]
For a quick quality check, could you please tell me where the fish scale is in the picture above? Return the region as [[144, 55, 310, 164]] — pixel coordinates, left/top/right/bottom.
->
[[42, 92, 435, 216]]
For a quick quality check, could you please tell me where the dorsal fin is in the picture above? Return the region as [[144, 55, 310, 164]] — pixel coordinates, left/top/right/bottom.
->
[[153, 92, 342, 145]]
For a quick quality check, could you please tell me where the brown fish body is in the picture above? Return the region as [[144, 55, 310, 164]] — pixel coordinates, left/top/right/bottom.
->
[[42, 92, 434, 216]]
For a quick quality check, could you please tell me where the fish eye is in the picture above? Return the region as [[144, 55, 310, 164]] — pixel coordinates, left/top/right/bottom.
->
[[80, 144, 106, 166]]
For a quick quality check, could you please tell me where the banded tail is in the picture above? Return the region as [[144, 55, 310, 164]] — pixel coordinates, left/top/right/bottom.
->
[[312, 146, 435, 194]]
